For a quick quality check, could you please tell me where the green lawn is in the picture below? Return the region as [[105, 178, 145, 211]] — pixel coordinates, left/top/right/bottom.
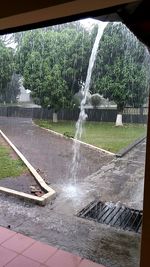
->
[[0, 145, 27, 179], [34, 120, 146, 153]]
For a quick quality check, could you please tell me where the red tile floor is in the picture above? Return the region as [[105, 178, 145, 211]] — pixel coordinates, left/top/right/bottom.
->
[[0, 226, 105, 267]]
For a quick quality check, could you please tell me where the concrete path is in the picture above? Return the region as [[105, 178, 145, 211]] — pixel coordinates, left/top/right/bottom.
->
[[0, 117, 113, 184], [0, 117, 146, 267]]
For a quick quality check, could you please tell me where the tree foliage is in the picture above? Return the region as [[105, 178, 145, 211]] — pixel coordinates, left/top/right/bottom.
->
[[73, 87, 91, 107], [91, 22, 149, 112], [14, 21, 150, 113], [5, 73, 20, 103], [0, 40, 15, 103], [15, 23, 93, 109], [90, 93, 102, 108]]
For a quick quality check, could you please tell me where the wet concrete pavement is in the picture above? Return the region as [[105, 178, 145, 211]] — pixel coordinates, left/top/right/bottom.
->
[[0, 117, 146, 267], [0, 117, 113, 184]]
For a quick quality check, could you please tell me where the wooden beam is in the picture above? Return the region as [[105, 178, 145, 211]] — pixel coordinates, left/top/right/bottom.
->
[[0, 0, 138, 31]]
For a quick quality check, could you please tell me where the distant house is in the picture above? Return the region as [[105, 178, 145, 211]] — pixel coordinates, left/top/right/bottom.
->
[[85, 94, 117, 109], [17, 84, 31, 103], [17, 82, 40, 108], [73, 89, 117, 109]]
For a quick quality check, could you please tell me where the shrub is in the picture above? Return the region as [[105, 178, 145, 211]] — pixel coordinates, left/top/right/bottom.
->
[[90, 93, 102, 108]]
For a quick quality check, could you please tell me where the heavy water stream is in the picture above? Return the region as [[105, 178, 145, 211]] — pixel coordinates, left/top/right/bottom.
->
[[64, 22, 108, 197]]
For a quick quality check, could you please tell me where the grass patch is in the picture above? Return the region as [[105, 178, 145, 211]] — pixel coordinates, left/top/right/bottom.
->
[[34, 120, 146, 153], [0, 145, 27, 179]]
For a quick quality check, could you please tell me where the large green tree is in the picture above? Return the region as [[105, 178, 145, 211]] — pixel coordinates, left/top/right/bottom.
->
[[91, 22, 149, 125], [15, 23, 92, 117], [0, 40, 15, 103]]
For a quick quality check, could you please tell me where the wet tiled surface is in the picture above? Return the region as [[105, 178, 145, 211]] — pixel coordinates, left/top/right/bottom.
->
[[2, 233, 35, 253], [0, 226, 105, 267]]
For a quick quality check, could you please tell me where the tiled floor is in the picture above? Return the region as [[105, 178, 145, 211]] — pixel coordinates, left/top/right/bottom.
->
[[0, 226, 105, 267]]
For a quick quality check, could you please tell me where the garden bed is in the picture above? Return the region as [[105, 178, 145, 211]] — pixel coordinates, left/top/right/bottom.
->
[[0, 135, 44, 196]]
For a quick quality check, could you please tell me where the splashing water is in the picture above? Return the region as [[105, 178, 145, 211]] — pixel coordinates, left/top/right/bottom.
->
[[68, 22, 108, 190]]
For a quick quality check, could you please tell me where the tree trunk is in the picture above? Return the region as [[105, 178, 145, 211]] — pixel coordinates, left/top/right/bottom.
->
[[116, 104, 124, 126], [53, 112, 58, 123], [115, 113, 123, 126]]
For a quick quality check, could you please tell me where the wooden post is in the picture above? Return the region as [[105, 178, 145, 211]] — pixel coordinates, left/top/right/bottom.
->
[[140, 96, 150, 267]]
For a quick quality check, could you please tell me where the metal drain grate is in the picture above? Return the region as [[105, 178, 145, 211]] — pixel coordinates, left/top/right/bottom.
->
[[77, 200, 142, 233]]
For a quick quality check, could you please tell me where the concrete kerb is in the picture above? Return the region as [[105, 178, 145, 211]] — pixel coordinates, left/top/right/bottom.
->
[[116, 135, 146, 158], [33, 122, 115, 156], [0, 129, 56, 206]]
